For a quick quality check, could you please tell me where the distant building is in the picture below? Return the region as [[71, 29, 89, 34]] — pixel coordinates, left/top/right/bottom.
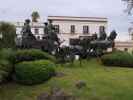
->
[[115, 41, 133, 52], [48, 16, 108, 45], [14, 22, 44, 39], [15, 16, 108, 45], [114, 22, 133, 52], [129, 22, 133, 40]]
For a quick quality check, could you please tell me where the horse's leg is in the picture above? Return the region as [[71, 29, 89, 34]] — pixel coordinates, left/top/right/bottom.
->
[[78, 55, 82, 67], [79, 57, 81, 67]]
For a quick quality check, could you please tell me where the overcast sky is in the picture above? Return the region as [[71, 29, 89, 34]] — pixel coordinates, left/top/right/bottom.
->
[[0, 0, 133, 40]]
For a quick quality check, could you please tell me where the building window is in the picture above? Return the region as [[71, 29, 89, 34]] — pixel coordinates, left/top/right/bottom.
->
[[99, 26, 105, 33], [71, 25, 75, 34], [35, 28, 39, 34], [83, 26, 89, 34], [54, 25, 60, 33]]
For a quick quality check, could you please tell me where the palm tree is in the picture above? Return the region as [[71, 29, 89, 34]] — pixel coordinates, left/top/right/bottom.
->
[[31, 11, 40, 22]]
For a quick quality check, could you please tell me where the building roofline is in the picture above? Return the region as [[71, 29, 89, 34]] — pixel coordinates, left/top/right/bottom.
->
[[48, 16, 108, 19], [48, 19, 107, 22], [48, 16, 108, 22]]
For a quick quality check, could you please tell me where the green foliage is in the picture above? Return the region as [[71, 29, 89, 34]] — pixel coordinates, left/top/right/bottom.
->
[[101, 51, 133, 67], [14, 60, 55, 85], [15, 49, 56, 63], [0, 22, 16, 48], [0, 60, 12, 72], [0, 48, 15, 63], [0, 60, 13, 83], [0, 49, 15, 83], [3, 59, 133, 100]]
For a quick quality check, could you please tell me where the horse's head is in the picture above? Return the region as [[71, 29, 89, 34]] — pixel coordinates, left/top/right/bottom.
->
[[108, 30, 117, 41]]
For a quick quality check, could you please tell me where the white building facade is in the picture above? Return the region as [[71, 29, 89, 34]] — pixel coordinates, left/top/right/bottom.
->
[[48, 16, 108, 45], [15, 16, 108, 45], [115, 41, 133, 52], [14, 22, 44, 39], [114, 22, 133, 52]]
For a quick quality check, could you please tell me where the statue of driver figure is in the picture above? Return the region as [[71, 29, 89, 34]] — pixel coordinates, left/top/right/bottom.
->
[[43, 19, 60, 53]]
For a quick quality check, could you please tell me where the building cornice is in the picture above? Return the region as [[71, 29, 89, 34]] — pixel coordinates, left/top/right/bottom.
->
[[48, 19, 107, 23], [48, 16, 108, 23], [48, 16, 107, 19]]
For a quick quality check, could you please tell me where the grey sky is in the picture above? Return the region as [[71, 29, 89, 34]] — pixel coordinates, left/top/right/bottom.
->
[[0, 0, 133, 40]]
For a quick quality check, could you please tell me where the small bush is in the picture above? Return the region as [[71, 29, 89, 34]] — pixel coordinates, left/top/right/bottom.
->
[[101, 51, 133, 67], [14, 60, 56, 85], [15, 49, 56, 63], [0, 60, 13, 83]]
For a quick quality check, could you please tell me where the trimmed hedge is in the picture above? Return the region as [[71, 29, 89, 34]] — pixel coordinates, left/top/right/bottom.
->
[[15, 49, 56, 63], [14, 60, 55, 85], [0, 60, 13, 83], [101, 51, 133, 67]]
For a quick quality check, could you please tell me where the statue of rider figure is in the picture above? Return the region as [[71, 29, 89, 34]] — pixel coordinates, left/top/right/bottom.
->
[[21, 19, 35, 48], [21, 19, 32, 38], [43, 22, 49, 39], [44, 22, 49, 34], [48, 20, 55, 34]]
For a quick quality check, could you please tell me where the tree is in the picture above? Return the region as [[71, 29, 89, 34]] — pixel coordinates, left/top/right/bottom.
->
[[122, 0, 133, 40], [0, 22, 16, 48], [122, 0, 133, 15], [31, 11, 40, 22]]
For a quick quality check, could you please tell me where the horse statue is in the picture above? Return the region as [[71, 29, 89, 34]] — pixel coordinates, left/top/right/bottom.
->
[[69, 30, 117, 57], [90, 30, 117, 56]]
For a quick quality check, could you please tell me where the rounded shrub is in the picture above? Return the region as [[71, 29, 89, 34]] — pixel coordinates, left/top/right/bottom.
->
[[15, 49, 56, 63], [101, 51, 133, 67], [14, 60, 56, 85]]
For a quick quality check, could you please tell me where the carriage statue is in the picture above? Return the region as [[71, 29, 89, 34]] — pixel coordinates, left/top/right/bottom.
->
[[16, 19, 117, 62]]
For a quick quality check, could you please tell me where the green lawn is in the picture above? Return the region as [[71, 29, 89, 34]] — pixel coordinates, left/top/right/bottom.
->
[[1, 59, 133, 100]]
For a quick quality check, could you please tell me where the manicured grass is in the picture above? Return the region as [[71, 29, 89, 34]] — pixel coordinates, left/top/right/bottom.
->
[[1, 59, 133, 100]]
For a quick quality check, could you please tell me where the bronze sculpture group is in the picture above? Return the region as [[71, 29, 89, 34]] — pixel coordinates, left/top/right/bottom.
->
[[20, 19, 60, 54], [17, 19, 117, 62]]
